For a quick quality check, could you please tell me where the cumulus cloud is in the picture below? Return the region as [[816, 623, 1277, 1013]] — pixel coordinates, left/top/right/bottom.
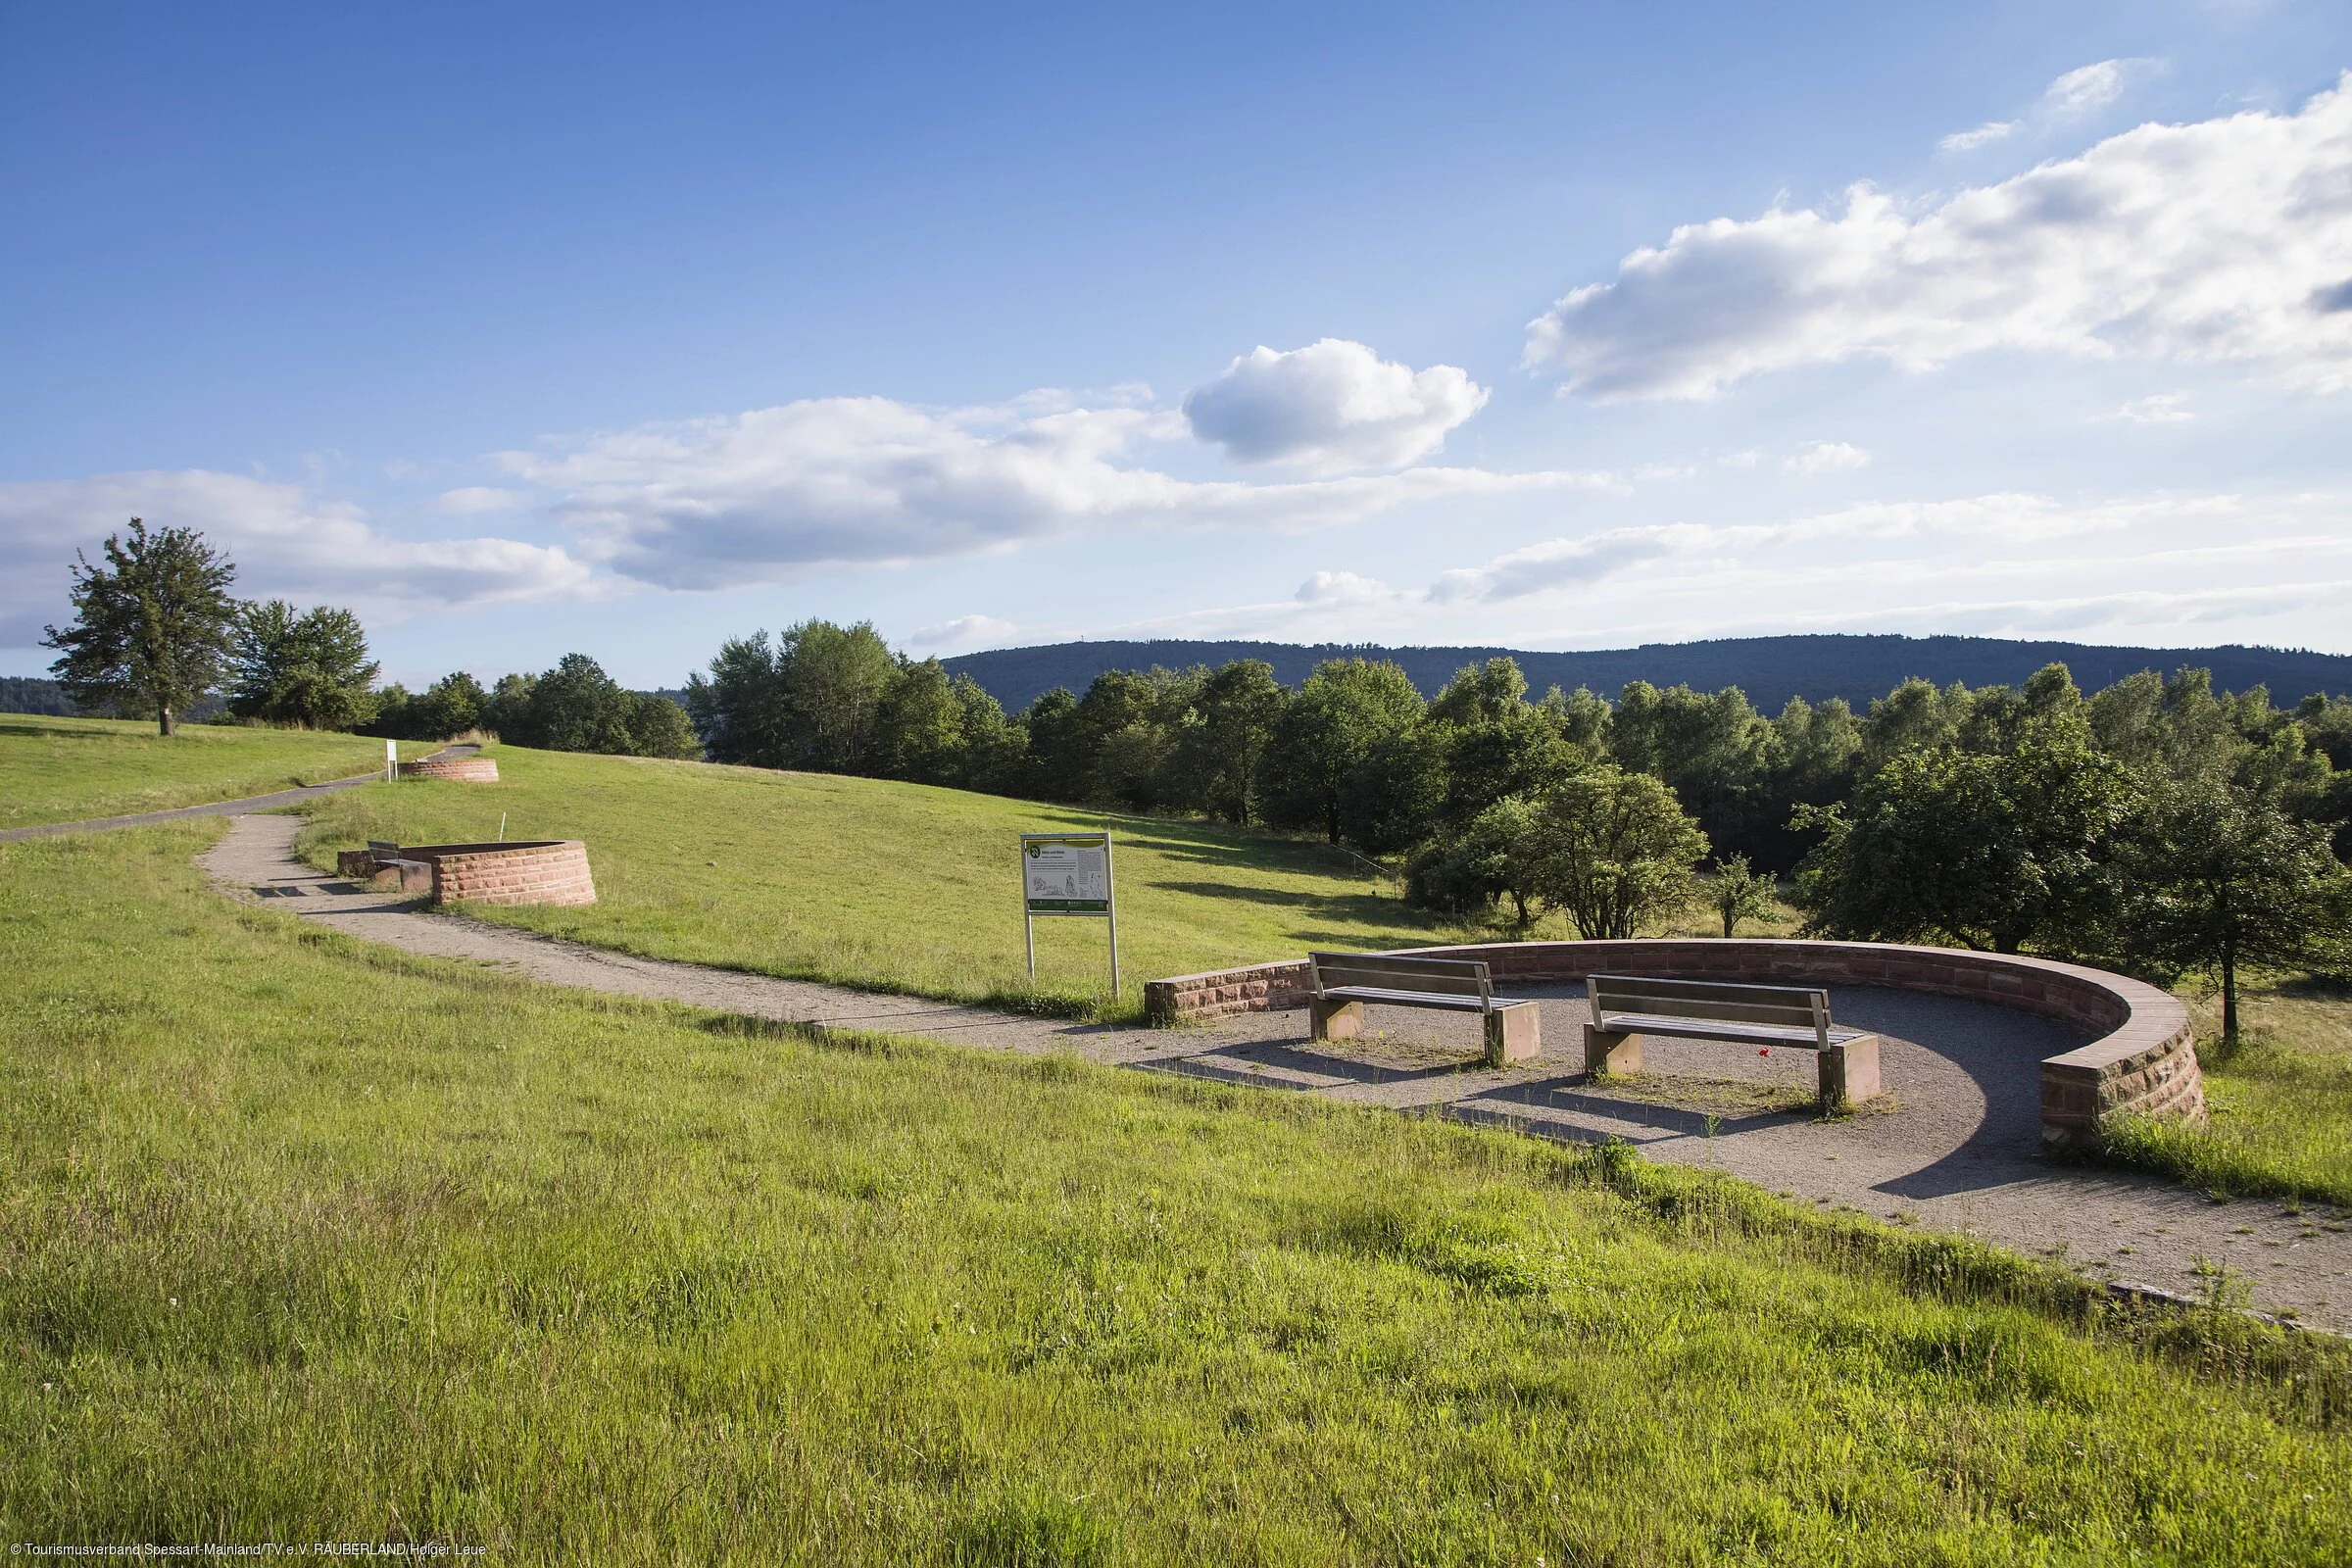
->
[[910, 613, 1019, 648], [502, 393, 1591, 590], [0, 469, 591, 645], [1784, 440, 1871, 475], [1181, 340, 1488, 473], [2101, 392, 2195, 423], [1527, 72, 2352, 398]]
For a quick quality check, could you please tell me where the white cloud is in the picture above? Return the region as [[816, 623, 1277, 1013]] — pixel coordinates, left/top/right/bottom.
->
[[1939, 121, 2018, 154], [910, 613, 1019, 649], [2101, 392, 2195, 423], [0, 469, 592, 645], [2041, 59, 2142, 120], [433, 486, 528, 514], [1528, 72, 2352, 398], [1428, 524, 1715, 603], [1294, 569, 1396, 606], [1783, 440, 1872, 475], [1181, 339, 1489, 473], [502, 393, 1594, 590]]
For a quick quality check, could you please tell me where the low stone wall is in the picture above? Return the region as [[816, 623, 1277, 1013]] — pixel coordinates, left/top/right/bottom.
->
[[340, 840, 595, 906], [398, 756, 500, 783], [1144, 938, 2202, 1152]]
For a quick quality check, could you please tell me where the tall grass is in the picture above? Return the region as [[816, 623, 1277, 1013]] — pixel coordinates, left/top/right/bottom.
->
[[0, 711, 386, 829], [3, 823, 2349, 1562], [2102, 979, 2352, 1205]]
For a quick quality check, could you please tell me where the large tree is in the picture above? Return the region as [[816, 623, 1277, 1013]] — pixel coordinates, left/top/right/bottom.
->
[[1792, 727, 2133, 955], [42, 519, 239, 735], [226, 600, 379, 730], [2119, 782, 2352, 1046], [1259, 659, 1424, 844], [1531, 764, 1709, 940]]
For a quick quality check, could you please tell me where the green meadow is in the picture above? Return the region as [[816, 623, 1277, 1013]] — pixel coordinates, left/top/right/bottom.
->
[[4, 821, 2349, 1562], [0, 712, 386, 830], [295, 743, 1491, 1018]]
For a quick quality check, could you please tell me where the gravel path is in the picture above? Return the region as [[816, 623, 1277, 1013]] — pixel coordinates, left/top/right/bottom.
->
[[204, 812, 2352, 1332]]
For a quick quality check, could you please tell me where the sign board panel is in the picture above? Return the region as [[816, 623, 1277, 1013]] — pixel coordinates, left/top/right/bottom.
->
[[1023, 834, 1110, 913]]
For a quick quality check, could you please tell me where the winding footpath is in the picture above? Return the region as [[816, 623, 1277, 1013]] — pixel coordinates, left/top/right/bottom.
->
[[197, 811, 2352, 1333]]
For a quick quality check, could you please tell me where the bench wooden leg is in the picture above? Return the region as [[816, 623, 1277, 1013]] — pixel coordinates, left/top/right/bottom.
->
[[1818, 1035, 1881, 1110], [1583, 1023, 1641, 1075], [1310, 997, 1365, 1043], [1484, 1004, 1541, 1067]]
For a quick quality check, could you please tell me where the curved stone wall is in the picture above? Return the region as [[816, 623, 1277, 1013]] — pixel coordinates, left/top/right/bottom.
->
[[398, 756, 500, 783], [1144, 938, 2202, 1152], [401, 840, 596, 907]]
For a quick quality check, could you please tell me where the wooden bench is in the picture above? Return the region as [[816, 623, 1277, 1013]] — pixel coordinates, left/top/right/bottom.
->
[[1584, 974, 1882, 1109], [1309, 952, 1541, 1067]]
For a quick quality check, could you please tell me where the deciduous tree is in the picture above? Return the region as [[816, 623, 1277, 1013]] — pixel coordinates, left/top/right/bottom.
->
[[42, 519, 239, 735]]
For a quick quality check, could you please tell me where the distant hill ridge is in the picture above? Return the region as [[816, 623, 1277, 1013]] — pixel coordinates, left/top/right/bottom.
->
[[941, 634, 2352, 712]]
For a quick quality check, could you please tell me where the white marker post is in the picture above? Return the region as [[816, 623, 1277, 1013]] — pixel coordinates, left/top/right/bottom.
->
[[385, 739, 398, 782], [1020, 831, 1119, 999]]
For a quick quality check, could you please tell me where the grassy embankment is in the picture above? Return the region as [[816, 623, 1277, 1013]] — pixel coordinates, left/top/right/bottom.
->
[[296, 744, 1500, 1019], [2105, 979, 2352, 1207], [0, 712, 386, 830], [4, 821, 2350, 1562]]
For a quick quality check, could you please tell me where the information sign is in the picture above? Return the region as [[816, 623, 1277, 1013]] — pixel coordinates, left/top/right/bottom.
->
[[1019, 831, 1120, 996]]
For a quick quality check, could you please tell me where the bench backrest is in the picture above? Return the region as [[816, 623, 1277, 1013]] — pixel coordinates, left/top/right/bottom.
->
[[1588, 973, 1835, 1049], [1311, 951, 1494, 1007]]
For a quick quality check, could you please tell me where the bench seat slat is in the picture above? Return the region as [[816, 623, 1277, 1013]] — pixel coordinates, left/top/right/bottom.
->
[[1593, 1011, 1868, 1049], [1590, 993, 1823, 1028], [1323, 985, 1499, 1011]]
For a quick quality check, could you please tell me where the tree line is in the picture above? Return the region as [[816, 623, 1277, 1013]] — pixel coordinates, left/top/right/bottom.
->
[[686, 617, 2352, 1037], [38, 519, 695, 759]]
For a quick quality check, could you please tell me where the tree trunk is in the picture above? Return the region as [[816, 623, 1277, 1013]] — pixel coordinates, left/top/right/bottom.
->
[[1722, 908, 1735, 939], [1511, 890, 1530, 927], [159, 702, 175, 737], [1324, 799, 1340, 845], [2221, 951, 2238, 1048]]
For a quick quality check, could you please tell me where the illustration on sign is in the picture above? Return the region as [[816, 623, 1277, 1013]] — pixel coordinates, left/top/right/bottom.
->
[[1024, 836, 1110, 913]]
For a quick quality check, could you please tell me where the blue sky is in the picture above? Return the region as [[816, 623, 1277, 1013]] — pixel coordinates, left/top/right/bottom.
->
[[4, 1, 2349, 688]]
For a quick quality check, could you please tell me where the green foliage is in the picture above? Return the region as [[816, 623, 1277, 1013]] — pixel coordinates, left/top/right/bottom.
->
[[367, 669, 490, 742], [1532, 763, 1710, 939], [2119, 781, 2352, 1042], [1709, 854, 1779, 939], [1258, 658, 1425, 844], [40, 518, 241, 735], [1793, 726, 2134, 955], [1404, 796, 1547, 924], [6, 824, 2349, 1561], [497, 653, 696, 759], [225, 600, 379, 730]]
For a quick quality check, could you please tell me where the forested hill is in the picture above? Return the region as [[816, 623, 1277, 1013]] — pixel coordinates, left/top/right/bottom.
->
[[943, 634, 2352, 711]]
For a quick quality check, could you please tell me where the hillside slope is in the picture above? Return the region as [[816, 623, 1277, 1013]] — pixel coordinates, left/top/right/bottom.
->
[[0, 713, 387, 830], [294, 745, 1494, 1017], [944, 633, 2352, 710]]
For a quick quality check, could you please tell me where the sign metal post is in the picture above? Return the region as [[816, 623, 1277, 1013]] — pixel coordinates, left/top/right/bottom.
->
[[1020, 831, 1119, 999], [385, 740, 398, 782]]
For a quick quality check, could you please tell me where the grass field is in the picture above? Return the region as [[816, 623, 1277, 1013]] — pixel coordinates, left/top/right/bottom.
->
[[0, 712, 386, 830], [5, 822, 2349, 1562], [295, 745, 1499, 1019], [2106, 978, 2352, 1207]]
